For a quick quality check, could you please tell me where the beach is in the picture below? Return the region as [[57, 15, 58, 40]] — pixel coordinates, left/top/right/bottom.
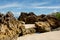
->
[[17, 31, 60, 40]]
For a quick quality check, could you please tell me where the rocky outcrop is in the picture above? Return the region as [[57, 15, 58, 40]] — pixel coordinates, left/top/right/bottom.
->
[[0, 12, 26, 40], [35, 15, 60, 32], [18, 12, 60, 33], [18, 13, 48, 24], [0, 11, 60, 40], [18, 12, 37, 24]]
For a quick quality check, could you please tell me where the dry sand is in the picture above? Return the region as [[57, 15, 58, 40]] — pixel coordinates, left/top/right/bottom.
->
[[24, 24, 35, 28], [17, 31, 60, 40]]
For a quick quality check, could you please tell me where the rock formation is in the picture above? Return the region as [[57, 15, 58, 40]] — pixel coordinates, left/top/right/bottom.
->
[[0, 12, 60, 40], [35, 22, 51, 32], [35, 15, 60, 32], [0, 13, 5, 24], [0, 12, 26, 40], [36, 14, 46, 21], [18, 12, 60, 33], [44, 15, 59, 29], [18, 12, 37, 24], [18, 12, 28, 22]]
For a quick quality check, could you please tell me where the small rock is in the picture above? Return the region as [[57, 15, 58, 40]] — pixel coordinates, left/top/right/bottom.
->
[[35, 22, 51, 33]]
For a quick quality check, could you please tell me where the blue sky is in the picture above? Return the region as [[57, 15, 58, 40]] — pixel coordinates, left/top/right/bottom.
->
[[0, 0, 60, 17]]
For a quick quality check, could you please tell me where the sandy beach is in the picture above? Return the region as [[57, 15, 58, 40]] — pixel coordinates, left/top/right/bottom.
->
[[24, 24, 35, 28], [17, 31, 60, 40]]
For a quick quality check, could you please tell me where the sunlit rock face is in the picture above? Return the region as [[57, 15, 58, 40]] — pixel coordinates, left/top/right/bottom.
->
[[35, 22, 51, 33], [0, 12, 26, 40], [25, 28, 36, 34]]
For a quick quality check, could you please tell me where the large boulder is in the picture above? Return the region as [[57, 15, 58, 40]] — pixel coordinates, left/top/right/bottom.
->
[[0, 12, 26, 40], [35, 22, 51, 33]]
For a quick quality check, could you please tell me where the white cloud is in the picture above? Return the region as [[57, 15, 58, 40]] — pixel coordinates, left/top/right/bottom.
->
[[26, 2, 60, 9], [0, 2, 19, 9], [34, 6, 60, 9], [53, 9, 58, 12], [0, 2, 28, 9], [31, 2, 48, 6]]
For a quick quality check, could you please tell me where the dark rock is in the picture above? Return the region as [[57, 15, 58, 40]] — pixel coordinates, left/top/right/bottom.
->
[[4, 11, 16, 24], [26, 15, 37, 24], [18, 13, 47, 24], [44, 15, 59, 29], [52, 27, 60, 31], [36, 14, 46, 21], [28, 12, 36, 16], [18, 12, 37, 24], [18, 12, 28, 22], [0, 13, 4, 23]]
